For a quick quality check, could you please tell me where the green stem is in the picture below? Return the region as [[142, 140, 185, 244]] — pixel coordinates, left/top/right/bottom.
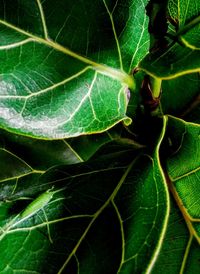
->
[[140, 75, 163, 116], [149, 76, 163, 116], [149, 76, 162, 98]]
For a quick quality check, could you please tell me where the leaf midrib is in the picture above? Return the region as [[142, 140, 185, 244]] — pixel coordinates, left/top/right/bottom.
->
[[57, 159, 137, 273], [0, 19, 135, 89]]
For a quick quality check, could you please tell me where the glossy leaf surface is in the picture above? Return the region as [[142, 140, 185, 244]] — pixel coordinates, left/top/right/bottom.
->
[[168, 0, 200, 49], [0, 0, 149, 138], [139, 43, 200, 79], [161, 73, 200, 118], [0, 1, 199, 273], [139, 0, 200, 79], [155, 116, 200, 273], [152, 198, 195, 274], [0, 118, 170, 273]]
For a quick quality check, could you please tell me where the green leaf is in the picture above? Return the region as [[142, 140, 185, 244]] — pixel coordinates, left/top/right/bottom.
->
[[118, 0, 150, 72], [166, 116, 200, 186], [0, 129, 82, 171], [0, 0, 149, 138], [161, 73, 200, 117], [139, 43, 200, 79], [0, 117, 170, 273], [152, 197, 199, 274], [184, 102, 200, 124], [168, 0, 200, 49], [0, 144, 32, 183], [158, 116, 200, 273], [139, 0, 200, 79], [66, 126, 122, 162], [67, 120, 145, 161], [1, 124, 130, 167]]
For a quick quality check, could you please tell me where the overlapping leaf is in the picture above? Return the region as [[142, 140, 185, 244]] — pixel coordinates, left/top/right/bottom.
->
[[0, 129, 82, 171], [185, 102, 200, 124], [161, 73, 200, 118], [0, 121, 143, 172], [152, 198, 199, 274], [0, 0, 149, 138], [155, 116, 200, 273], [0, 117, 170, 273], [139, 43, 200, 79], [0, 1, 199, 273], [139, 0, 200, 79], [166, 116, 200, 231], [168, 0, 200, 49]]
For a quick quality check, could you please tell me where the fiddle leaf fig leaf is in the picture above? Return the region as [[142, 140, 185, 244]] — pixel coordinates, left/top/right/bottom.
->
[[152, 197, 200, 274], [161, 73, 200, 117], [158, 116, 200, 273], [168, 0, 200, 49], [0, 117, 170, 274], [139, 0, 200, 79], [0, 1, 199, 273], [166, 117, 200, 236], [0, 145, 32, 183], [0, 128, 82, 171], [0, 0, 149, 138], [139, 43, 200, 79]]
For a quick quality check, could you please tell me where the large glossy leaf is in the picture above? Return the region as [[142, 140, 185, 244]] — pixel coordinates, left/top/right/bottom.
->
[[168, 0, 200, 49], [0, 129, 82, 171], [0, 0, 149, 139], [152, 197, 199, 274], [0, 117, 170, 273], [156, 116, 200, 273], [139, 0, 200, 79], [0, 123, 132, 167], [139, 43, 200, 79], [66, 122, 145, 162], [161, 73, 200, 117]]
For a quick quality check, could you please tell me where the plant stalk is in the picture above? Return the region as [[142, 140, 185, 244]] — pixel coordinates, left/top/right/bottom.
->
[[140, 75, 163, 116], [149, 77, 162, 98]]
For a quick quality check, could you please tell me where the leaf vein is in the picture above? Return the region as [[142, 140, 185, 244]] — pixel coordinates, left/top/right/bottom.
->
[[35, 0, 48, 39]]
